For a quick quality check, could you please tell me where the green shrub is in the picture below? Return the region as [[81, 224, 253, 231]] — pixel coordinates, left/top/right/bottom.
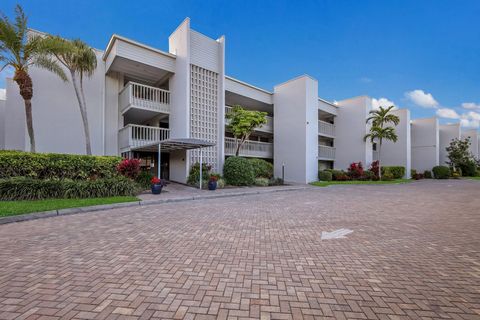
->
[[254, 177, 269, 186], [223, 157, 255, 186], [331, 170, 345, 181], [135, 170, 154, 189], [318, 170, 332, 181], [460, 160, 477, 177], [411, 169, 417, 178], [381, 172, 394, 181], [423, 170, 432, 179], [432, 166, 450, 179], [248, 158, 273, 179], [0, 150, 121, 180], [476, 170, 480, 177], [0, 176, 139, 201], [381, 166, 405, 179], [362, 170, 376, 181], [268, 177, 284, 186], [217, 178, 226, 189], [187, 162, 212, 185]]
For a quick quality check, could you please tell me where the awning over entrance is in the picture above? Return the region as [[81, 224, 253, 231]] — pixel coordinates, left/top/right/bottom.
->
[[131, 138, 215, 153], [131, 138, 215, 190]]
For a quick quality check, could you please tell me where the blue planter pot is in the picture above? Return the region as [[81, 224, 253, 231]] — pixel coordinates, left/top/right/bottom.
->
[[151, 184, 163, 194], [208, 181, 217, 191]]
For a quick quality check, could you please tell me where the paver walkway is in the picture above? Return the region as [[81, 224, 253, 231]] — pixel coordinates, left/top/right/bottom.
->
[[0, 179, 479, 319]]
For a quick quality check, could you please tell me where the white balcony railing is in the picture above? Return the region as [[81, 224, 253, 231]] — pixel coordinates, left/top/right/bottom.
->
[[318, 145, 335, 160], [119, 124, 170, 151], [225, 106, 273, 133], [119, 82, 170, 114], [225, 137, 273, 158], [318, 120, 335, 137]]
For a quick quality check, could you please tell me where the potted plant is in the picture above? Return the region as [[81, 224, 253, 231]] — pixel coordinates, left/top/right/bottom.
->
[[151, 176, 163, 194], [208, 175, 218, 191]]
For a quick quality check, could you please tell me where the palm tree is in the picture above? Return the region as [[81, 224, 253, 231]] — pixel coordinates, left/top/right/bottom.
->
[[0, 5, 67, 152], [365, 106, 400, 179], [45, 36, 97, 155]]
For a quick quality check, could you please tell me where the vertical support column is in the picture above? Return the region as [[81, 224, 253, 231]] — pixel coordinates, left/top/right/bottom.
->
[[157, 143, 161, 179], [199, 148, 203, 190]]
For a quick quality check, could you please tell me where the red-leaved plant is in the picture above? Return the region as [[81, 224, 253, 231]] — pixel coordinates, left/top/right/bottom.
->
[[117, 158, 141, 179], [369, 160, 380, 180], [151, 176, 161, 185], [347, 162, 364, 179]]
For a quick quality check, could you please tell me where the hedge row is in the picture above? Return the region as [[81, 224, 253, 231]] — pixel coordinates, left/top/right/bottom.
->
[[0, 176, 139, 200], [0, 150, 122, 180], [381, 166, 405, 179]]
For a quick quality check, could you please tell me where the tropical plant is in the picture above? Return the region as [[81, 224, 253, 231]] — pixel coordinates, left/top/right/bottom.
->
[[226, 105, 267, 156], [364, 106, 400, 179], [44, 36, 97, 154], [365, 106, 400, 179], [446, 137, 475, 175], [0, 5, 67, 152]]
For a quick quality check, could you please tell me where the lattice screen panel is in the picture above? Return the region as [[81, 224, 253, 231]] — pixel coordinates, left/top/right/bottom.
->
[[189, 64, 219, 170]]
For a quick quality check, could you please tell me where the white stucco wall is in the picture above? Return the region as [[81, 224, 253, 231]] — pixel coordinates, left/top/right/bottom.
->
[[4, 79, 26, 151], [168, 19, 191, 183], [273, 75, 318, 183], [0, 98, 5, 149], [439, 124, 461, 166], [334, 96, 373, 170], [411, 117, 439, 172], [461, 129, 479, 159], [104, 73, 122, 155], [380, 109, 411, 178], [4, 51, 106, 155]]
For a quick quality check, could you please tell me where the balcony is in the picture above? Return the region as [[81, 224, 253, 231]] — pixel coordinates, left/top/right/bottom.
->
[[318, 145, 335, 160], [119, 124, 170, 152], [225, 106, 273, 133], [318, 120, 335, 137], [225, 137, 273, 159], [119, 82, 170, 116]]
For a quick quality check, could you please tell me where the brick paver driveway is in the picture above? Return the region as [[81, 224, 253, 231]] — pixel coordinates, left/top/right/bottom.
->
[[1, 180, 479, 320]]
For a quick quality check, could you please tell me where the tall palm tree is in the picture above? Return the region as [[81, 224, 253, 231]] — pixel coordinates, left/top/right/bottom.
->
[[365, 106, 400, 179], [45, 36, 97, 155], [0, 5, 67, 152], [367, 106, 400, 128]]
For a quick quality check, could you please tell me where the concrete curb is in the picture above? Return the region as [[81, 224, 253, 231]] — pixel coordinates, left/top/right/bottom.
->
[[0, 186, 308, 225]]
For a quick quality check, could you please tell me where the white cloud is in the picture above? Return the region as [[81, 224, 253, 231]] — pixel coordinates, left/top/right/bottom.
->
[[0, 88, 5, 100], [404, 89, 439, 108], [436, 108, 459, 119], [460, 118, 480, 129], [359, 77, 372, 84], [462, 102, 480, 110], [371, 97, 396, 110]]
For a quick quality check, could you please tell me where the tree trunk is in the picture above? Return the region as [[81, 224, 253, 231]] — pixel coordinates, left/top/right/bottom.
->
[[13, 70, 36, 152], [70, 71, 92, 155], [378, 142, 382, 180]]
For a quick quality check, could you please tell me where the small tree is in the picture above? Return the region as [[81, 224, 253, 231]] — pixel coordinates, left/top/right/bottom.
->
[[226, 105, 267, 156], [0, 5, 67, 152], [364, 126, 398, 179], [446, 138, 474, 174], [45, 36, 97, 155], [365, 106, 400, 179]]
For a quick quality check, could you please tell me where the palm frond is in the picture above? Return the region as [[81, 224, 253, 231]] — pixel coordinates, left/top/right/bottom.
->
[[33, 54, 68, 82]]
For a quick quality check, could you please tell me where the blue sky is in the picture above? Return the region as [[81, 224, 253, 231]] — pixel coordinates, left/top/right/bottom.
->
[[1, 0, 479, 128]]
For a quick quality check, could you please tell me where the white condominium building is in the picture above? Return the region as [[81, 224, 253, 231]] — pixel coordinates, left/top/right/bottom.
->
[[0, 19, 478, 183]]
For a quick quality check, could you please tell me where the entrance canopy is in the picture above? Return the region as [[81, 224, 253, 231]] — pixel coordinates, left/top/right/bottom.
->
[[131, 138, 215, 153], [131, 138, 215, 189]]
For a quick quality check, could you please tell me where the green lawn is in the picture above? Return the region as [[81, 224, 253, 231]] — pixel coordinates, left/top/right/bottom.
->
[[0, 196, 139, 218], [311, 179, 412, 187]]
